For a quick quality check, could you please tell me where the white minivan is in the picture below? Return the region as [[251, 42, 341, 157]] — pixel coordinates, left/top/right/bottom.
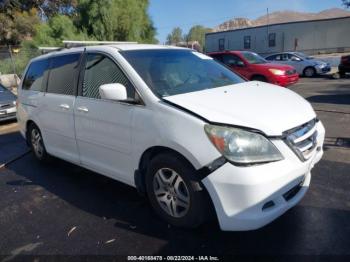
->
[[17, 44, 325, 231]]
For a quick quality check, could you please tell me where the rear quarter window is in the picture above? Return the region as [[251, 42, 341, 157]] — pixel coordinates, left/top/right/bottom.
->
[[22, 59, 49, 91]]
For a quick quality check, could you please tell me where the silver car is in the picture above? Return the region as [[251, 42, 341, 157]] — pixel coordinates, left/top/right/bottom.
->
[[265, 52, 331, 77]]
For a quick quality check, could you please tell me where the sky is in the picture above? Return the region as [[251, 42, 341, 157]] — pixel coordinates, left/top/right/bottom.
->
[[149, 0, 344, 43]]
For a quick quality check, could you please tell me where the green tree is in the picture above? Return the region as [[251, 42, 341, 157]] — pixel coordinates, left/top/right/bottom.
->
[[185, 25, 212, 49], [0, 8, 40, 45], [0, 0, 78, 18], [342, 0, 350, 8], [166, 27, 183, 45], [76, 0, 157, 43], [34, 14, 91, 46]]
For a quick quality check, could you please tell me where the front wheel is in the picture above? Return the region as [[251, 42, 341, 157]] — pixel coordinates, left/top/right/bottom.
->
[[303, 67, 316, 77], [28, 124, 49, 162], [145, 153, 207, 228]]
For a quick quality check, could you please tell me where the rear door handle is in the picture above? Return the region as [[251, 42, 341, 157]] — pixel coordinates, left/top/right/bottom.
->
[[77, 106, 89, 113], [59, 104, 70, 110]]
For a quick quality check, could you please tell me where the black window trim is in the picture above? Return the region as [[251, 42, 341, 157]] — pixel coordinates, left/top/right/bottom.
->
[[243, 35, 251, 49], [218, 38, 225, 51], [77, 50, 145, 106], [268, 33, 276, 47]]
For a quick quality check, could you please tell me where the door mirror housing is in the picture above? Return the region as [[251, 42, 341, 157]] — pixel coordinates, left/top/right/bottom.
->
[[236, 61, 245, 67], [99, 83, 127, 101], [291, 56, 302, 62]]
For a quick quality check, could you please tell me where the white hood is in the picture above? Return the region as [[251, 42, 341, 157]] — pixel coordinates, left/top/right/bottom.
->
[[164, 81, 316, 136]]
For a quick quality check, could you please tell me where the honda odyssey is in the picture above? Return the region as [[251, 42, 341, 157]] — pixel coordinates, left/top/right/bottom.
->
[[17, 44, 325, 231]]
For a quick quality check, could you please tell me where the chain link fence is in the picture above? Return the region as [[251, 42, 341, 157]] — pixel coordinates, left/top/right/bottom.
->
[[0, 45, 41, 77]]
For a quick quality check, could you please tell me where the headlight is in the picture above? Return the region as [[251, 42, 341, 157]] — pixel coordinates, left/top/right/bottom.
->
[[204, 124, 283, 164], [12, 100, 16, 106], [268, 69, 286, 76]]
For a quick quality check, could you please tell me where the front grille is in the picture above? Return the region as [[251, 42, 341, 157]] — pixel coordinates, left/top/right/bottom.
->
[[286, 69, 296, 75], [284, 119, 318, 161]]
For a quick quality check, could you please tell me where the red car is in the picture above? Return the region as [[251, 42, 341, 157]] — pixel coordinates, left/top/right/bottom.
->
[[339, 55, 350, 77], [208, 51, 299, 87]]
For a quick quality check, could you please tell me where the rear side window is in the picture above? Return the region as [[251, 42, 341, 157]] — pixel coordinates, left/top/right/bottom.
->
[[47, 53, 81, 95], [82, 53, 135, 99], [22, 59, 49, 91]]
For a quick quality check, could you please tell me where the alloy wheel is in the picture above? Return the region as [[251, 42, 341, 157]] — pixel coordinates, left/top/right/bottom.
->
[[152, 168, 190, 218], [31, 128, 44, 158]]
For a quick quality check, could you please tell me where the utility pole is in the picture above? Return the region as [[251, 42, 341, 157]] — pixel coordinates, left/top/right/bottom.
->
[[267, 8, 270, 51], [8, 45, 16, 75]]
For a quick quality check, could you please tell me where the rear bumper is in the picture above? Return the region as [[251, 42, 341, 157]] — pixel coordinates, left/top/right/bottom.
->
[[202, 121, 325, 231], [273, 74, 299, 87]]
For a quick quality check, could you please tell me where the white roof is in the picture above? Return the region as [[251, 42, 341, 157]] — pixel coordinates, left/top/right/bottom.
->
[[111, 44, 187, 51], [29, 44, 190, 63]]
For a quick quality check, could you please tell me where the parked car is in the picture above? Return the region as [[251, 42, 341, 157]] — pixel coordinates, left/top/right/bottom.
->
[[208, 51, 299, 87], [17, 45, 325, 231], [265, 52, 331, 77], [0, 83, 17, 122], [339, 54, 350, 77]]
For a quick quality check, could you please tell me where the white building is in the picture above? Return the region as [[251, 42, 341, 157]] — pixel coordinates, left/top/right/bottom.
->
[[205, 16, 350, 55]]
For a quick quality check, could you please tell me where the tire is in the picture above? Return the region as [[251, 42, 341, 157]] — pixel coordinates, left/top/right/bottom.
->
[[339, 71, 346, 78], [145, 152, 207, 228], [28, 123, 49, 162], [303, 67, 316, 77], [251, 75, 267, 82]]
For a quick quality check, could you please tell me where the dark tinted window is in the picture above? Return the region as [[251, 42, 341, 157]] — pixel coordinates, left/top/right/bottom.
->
[[269, 33, 276, 47], [22, 59, 49, 91], [209, 54, 223, 62], [47, 53, 80, 95], [83, 53, 135, 99], [244, 36, 251, 49], [265, 54, 276, 61], [222, 54, 244, 66]]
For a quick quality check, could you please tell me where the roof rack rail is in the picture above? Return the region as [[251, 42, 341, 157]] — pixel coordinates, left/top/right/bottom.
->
[[62, 40, 138, 48], [38, 46, 64, 54]]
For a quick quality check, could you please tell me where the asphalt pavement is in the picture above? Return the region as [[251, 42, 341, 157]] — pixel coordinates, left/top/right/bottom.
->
[[0, 76, 349, 260]]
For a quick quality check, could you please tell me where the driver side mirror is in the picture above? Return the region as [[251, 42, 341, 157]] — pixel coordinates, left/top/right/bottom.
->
[[236, 61, 245, 67], [291, 57, 301, 62], [99, 83, 127, 101]]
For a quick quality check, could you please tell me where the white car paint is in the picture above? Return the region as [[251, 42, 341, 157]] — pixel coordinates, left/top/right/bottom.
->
[[17, 44, 325, 231], [164, 81, 315, 136]]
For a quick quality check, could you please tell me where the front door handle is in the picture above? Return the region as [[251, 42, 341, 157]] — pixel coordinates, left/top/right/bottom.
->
[[59, 104, 70, 110], [77, 106, 89, 113]]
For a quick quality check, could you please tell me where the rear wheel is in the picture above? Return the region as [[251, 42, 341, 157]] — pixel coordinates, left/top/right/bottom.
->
[[145, 153, 207, 228], [28, 124, 49, 162], [303, 67, 316, 77]]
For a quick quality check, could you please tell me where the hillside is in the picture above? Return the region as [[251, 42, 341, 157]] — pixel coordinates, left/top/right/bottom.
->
[[213, 8, 350, 32]]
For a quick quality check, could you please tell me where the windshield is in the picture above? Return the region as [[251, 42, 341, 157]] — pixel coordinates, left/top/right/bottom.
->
[[241, 52, 266, 64], [0, 84, 7, 92], [120, 49, 244, 97]]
